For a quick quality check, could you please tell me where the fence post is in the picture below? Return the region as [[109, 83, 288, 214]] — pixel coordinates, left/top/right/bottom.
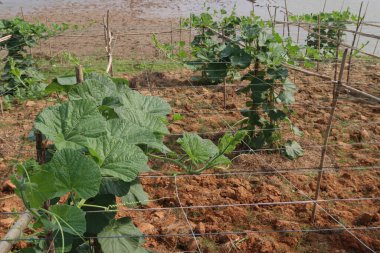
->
[[104, 10, 113, 76], [311, 49, 348, 223], [346, 2, 363, 85], [76, 65, 84, 83]]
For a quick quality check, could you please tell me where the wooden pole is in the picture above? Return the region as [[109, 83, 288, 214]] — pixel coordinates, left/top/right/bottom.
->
[[297, 22, 300, 43], [76, 65, 84, 83], [317, 15, 321, 72], [355, 1, 369, 49], [311, 49, 348, 223], [282, 14, 286, 37], [273, 7, 277, 28], [170, 21, 173, 55], [284, 0, 290, 37], [374, 39, 379, 54], [346, 2, 364, 85], [179, 17, 182, 43], [266, 4, 273, 21], [104, 10, 113, 76], [35, 130, 54, 252], [189, 13, 192, 45], [0, 212, 33, 253], [20, 7, 25, 20], [322, 0, 327, 12]]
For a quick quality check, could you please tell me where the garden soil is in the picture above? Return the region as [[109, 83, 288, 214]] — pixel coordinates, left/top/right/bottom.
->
[[0, 2, 380, 252]]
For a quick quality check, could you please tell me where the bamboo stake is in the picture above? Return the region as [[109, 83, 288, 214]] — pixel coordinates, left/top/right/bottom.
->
[[311, 49, 348, 223], [297, 22, 300, 43], [346, 2, 364, 85], [282, 14, 286, 37], [104, 10, 113, 76], [76, 65, 84, 83], [0, 35, 11, 43], [170, 21, 173, 54], [189, 13, 192, 45], [334, 30, 342, 83], [284, 0, 290, 37], [179, 17, 182, 43], [0, 212, 33, 253], [20, 7, 25, 20], [355, 1, 369, 49], [266, 4, 273, 21], [374, 39, 379, 54], [317, 15, 321, 72], [35, 130, 54, 252], [322, 0, 327, 12], [273, 7, 277, 28]]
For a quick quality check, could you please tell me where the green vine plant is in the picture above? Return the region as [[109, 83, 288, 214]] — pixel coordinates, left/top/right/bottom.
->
[[0, 18, 67, 98], [12, 73, 245, 252], [290, 9, 366, 61], [153, 9, 305, 159]]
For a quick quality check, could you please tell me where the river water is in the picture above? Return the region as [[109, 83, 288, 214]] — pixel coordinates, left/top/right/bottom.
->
[[0, 0, 379, 54]]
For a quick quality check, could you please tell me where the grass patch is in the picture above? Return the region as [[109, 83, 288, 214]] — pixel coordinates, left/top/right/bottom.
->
[[36, 54, 182, 80]]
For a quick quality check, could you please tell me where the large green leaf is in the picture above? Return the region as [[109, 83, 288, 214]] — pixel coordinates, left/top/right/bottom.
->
[[45, 149, 102, 199], [99, 177, 131, 197], [119, 90, 171, 118], [177, 133, 219, 165], [68, 74, 131, 106], [121, 179, 149, 208], [278, 79, 297, 105], [106, 119, 169, 152], [49, 205, 86, 235], [98, 218, 146, 253], [12, 171, 57, 209], [82, 194, 116, 235], [114, 109, 169, 136], [284, 141, 304, 160], [218, 131, 247, 154], [34, 100, 107, 150], [86, 136, 150, 182]]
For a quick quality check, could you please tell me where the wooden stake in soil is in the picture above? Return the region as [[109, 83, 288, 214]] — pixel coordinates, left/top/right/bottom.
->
[[284, 0, 291, 37], [317, 15, 321, 72], [311, 49, 348, 223], [189, 13, 192, 45], [355, 1, 369, 49], [346, 2, 363, 85], [76, 65, 84, 83], [35, 130, 55, 252], [374, 39, 379, 54], [0, 212, 33, 253], [179, 17, 182, 43], [104, 10, 113, 76]]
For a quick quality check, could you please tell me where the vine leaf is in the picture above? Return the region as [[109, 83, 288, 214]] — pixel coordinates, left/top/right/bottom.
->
[[284, 141, 304, 160], [46, 149, 102, 199], [119, 90, 171, 118], [99, 177, 131, 197], [48, 204, 87, 235], [114, 109, 169, 137], [121, 179, 149, 208], [177, 133, 219, 165], [278, 79, 297, 105], [98, 217, 148, 253], [68, 73, 131, 105], [82, 194, 116, 235], [86, 136, 150, 182], [34, 100, 107, 150], [106, 119, 170, 152], [218, 131, 248, 154]]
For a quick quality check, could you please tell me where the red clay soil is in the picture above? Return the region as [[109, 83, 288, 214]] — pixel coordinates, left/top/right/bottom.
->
[[0, 61, 379, 252]]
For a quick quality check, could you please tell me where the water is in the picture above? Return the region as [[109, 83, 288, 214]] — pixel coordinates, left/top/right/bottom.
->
[[0, 0, 379, 54]]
